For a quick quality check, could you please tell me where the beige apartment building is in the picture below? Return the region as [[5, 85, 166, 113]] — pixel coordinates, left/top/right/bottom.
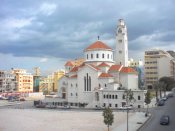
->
[[53, 70, 64, 92], [12, 69, 33, 93], [128, 58, 143, 67], [39, 75, 54, 95], [144, 49, 175, 88]]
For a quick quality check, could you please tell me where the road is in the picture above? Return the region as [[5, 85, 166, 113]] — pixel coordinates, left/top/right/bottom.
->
[[139, 95, 175, 131]]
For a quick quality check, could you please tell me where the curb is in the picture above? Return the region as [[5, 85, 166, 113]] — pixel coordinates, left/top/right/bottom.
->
[[136, 113, 153, 131]]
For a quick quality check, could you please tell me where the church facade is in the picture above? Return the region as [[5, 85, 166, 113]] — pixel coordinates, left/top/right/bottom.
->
[[58, 19, 146, 109]]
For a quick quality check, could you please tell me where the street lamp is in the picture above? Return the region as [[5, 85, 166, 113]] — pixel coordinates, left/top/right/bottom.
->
[[124, 89, 135, 131]]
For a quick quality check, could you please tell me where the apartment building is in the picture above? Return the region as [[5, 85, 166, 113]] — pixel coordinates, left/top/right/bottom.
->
[[12, 69, 33, 93], [53, 70, 64, 92], [39, 75, 54, 95], [144, 49, 175, 88], [128, 58, 143, 67], [0, 70, 17, 92]]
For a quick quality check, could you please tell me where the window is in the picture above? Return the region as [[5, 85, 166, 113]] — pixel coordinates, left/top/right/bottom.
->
[[87, 54, 88, 59], [71, 84, 73, 87], [115, 104, 118, 107], [107, 54, 109, 59], [109, 95, 111, 99], [112, 95, 114, 99], [118, 28, 122, 33], [103, 103, 106, 107], [96, 54, 99, 58], [115, 95, 118, 99], [102, 54, 105, 58], [119, 50, 122, 54], [106, 94, 108, 99], [103, 95, 105, 99], [109, 103, 112, 107], [71, 93, 73, 96], [118, 40, 122, 43], [76, 93, 78, 96], [105, 84, 107, 87], [122, 95, 125, 99], [91, 54, 93, 59], [138, 96, 141, 100], [138, 105, 141, 108], [76, 83, 78, 87]]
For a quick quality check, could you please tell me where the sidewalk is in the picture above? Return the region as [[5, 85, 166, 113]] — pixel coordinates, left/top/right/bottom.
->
[[112, 112, 150, 131]]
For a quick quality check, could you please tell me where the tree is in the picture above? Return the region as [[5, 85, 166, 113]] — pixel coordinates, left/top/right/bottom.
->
[[103, 107, 114, 131], [144, 90, 151, 116], [153, 82, 159, 102], [159, 77, 175, 91]]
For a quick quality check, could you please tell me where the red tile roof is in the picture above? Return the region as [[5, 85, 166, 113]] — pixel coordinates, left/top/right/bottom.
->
[[89, 64, 101, 71], [84, 41, 112, 51], [70, 66, 78, 72], [70, 74, 77, 78], [98, 62, 110, 67], [108, 65, 122, 72], [120, 67, 137, 73], [99, 73, 113, 78], [65, 61, 73, 66]]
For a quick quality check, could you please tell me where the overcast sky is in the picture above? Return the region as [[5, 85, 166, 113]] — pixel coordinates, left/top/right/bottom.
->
[[1, 0, 175, 75]]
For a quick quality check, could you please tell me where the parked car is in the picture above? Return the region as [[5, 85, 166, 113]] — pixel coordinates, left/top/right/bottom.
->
[[160, 115, 170, 125], [161, 96, 168, 101], [167, 93, 174, 98], [157, 100, 165, 106]]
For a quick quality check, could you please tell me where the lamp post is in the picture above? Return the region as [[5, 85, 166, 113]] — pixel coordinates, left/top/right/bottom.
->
[[124, 89, 135, 131]]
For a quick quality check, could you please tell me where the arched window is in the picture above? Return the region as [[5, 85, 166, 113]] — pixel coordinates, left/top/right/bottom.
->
[[138, 96, 141, 100], [103, 94, 105, 99], [109, 95, 111, 99], [84, 77, 86, 91], [84, 73, 91, 91], [102, 53, 105, 58], [96, 54, 99, 58], [115, 95, 118, 99], [112, 95, 114, 99], [89, 76, 91, 91], [91, 54, 93, 59]]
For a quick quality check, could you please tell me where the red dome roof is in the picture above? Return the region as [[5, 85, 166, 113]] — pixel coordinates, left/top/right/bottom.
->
[[84, 41, 112, 51]]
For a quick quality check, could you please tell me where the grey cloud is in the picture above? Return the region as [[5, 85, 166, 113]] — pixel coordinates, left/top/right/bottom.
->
[[1, 0, 175, 61]]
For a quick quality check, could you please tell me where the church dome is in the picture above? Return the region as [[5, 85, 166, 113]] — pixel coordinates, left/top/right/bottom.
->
[[84, 40, 114, 63], [84, 41, 112, 52]]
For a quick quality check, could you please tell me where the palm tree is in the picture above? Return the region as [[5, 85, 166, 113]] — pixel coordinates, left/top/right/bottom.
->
[[103, 107, 114, 131]]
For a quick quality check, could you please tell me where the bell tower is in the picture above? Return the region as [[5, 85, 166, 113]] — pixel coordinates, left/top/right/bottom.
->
[[115, 19, 128, 67]]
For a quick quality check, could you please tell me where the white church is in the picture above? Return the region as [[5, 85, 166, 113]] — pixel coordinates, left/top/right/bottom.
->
[[57, 19, 146, 109]]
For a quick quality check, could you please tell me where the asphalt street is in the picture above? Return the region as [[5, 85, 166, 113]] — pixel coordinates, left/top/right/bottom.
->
[[139, 95, 175, 131]]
